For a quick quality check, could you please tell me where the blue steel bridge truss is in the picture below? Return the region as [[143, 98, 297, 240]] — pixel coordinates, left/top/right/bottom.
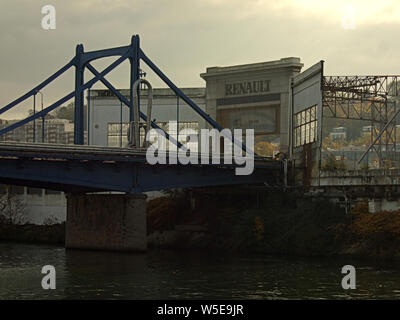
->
[[0, 34, 249, 153]]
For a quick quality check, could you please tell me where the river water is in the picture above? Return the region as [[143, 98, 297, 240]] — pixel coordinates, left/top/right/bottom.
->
[[1, 242, 400, 299]]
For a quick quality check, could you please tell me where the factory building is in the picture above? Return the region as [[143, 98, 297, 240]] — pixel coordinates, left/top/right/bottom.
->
[[89, 57, 303, 154], [88, 88, 206, 149]]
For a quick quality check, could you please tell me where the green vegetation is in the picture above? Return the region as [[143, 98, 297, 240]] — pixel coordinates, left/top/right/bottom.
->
[[321, 152, 347, 172], [147, 190, 400, 259], [254, 141, 278, 157], [53, 102, 76, 121], [339, 202, 400, 259], [29, 102, 88, 122], [210, 192, 350, 255], [0, 186, 26, 225], [147, 190, 350, 255], [0, 223, 65, 244]]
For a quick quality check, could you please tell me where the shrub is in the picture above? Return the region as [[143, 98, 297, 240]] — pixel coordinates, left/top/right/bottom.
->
[[321, 153, 346, 172]]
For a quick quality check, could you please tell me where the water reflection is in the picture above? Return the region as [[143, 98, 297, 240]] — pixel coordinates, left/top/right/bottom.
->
[[1, 242, 400, 299]]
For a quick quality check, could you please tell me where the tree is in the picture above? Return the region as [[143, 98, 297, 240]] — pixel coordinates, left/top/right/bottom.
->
[[321, 152, 347, 172], [254, 141, 278, 157], [49, 102, 87, 124], [322, 136, 347, 150], [28, 109, 54, 119], [350, 133, 372, 147], [0, 185, 27, 225]]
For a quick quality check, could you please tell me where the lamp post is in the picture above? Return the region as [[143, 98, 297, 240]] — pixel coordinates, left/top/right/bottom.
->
[[37, 91, 44, 142], [33, 93, 36, 142], [87, 87, 91, 146]]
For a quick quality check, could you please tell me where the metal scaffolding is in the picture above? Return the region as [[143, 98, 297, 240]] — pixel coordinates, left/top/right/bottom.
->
[[322, 75, 400, 166]]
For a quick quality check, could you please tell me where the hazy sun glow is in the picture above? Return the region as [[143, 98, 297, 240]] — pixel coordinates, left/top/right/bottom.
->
[[284, 0, 400, 24], [204, 0, 400, 24]]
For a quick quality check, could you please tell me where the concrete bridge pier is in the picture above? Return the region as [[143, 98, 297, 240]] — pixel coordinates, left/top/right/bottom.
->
[[65, 193, 147, 252]]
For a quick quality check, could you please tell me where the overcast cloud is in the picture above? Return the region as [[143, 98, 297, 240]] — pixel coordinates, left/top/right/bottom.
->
[[1, 0, 400, 119]]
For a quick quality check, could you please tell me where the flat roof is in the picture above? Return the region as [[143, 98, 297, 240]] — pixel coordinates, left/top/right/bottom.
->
[[89, 87, 205, 100], [201, 57, 303, 79]]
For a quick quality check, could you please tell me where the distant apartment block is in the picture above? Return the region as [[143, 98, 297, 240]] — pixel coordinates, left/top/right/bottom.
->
[[0, 118, 87, 144], [329, 127, 347, 141], [361, 125, 372, 137]]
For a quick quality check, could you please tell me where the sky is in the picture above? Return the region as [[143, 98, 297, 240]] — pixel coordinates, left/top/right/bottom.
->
[[1, 0, 400, 119]]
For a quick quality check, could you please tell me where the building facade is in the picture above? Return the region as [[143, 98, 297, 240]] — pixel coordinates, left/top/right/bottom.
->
[[89, 57, 303, 154], [201, 58, 303, 152], [88, 88, 206, 149], [0, 118, 87, 145]]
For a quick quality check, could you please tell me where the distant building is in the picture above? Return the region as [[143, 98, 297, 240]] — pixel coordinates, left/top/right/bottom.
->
[[330, 127, 347, 141], [0, 118, 87, 144], [361, 125, 372, 137], [0, 119, 25, 142], [89, 88, 205, 149], [0, 118, 87, 225]]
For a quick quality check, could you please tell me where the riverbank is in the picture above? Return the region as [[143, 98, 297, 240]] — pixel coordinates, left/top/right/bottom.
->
[[147, 190, 400, 260], [2, 190, 400, 260], [0, 222, 65, 245]]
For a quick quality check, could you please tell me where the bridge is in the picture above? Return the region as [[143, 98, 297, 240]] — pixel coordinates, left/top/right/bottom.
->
[[2, 35, 400, 252], [0, 35, 284, 252], [0, 34, 280, 191]]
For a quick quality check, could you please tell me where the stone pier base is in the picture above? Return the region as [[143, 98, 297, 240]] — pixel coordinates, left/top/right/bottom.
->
[[65, 194, 147, 252]]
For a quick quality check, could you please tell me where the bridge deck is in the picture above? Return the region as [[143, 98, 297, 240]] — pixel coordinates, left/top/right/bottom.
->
[[0, 142, 279, 168], [0, 142, 283, 193]]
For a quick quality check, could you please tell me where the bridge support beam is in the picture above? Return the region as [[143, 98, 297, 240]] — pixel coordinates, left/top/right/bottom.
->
[[130, 35, 140, 123], [74, 44, 85, 145], [65, 193, 147, 252]]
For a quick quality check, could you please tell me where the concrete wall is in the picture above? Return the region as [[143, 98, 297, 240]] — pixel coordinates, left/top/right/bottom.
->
[[292, 61, 324, 116], [24, 194, 66, 224], [291, 61, 324, 186], [291, 60, 323, 151], [316, 169, 400, 186], [0, 190, 66, 225], [65, 194, 147, 252], [0, 188, 161, 225]]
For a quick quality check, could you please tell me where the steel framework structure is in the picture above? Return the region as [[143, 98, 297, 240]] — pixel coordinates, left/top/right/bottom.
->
[[322, 75, 400, 166]]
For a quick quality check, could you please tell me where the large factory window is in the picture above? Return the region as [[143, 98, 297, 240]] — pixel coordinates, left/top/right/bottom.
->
[[218, 105, 279, 135], [294, 105, 317, 147], [107, 123, 129, 147]]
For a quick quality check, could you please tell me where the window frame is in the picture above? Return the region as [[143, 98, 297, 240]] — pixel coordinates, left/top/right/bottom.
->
[[294, 105, 318, 147]]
